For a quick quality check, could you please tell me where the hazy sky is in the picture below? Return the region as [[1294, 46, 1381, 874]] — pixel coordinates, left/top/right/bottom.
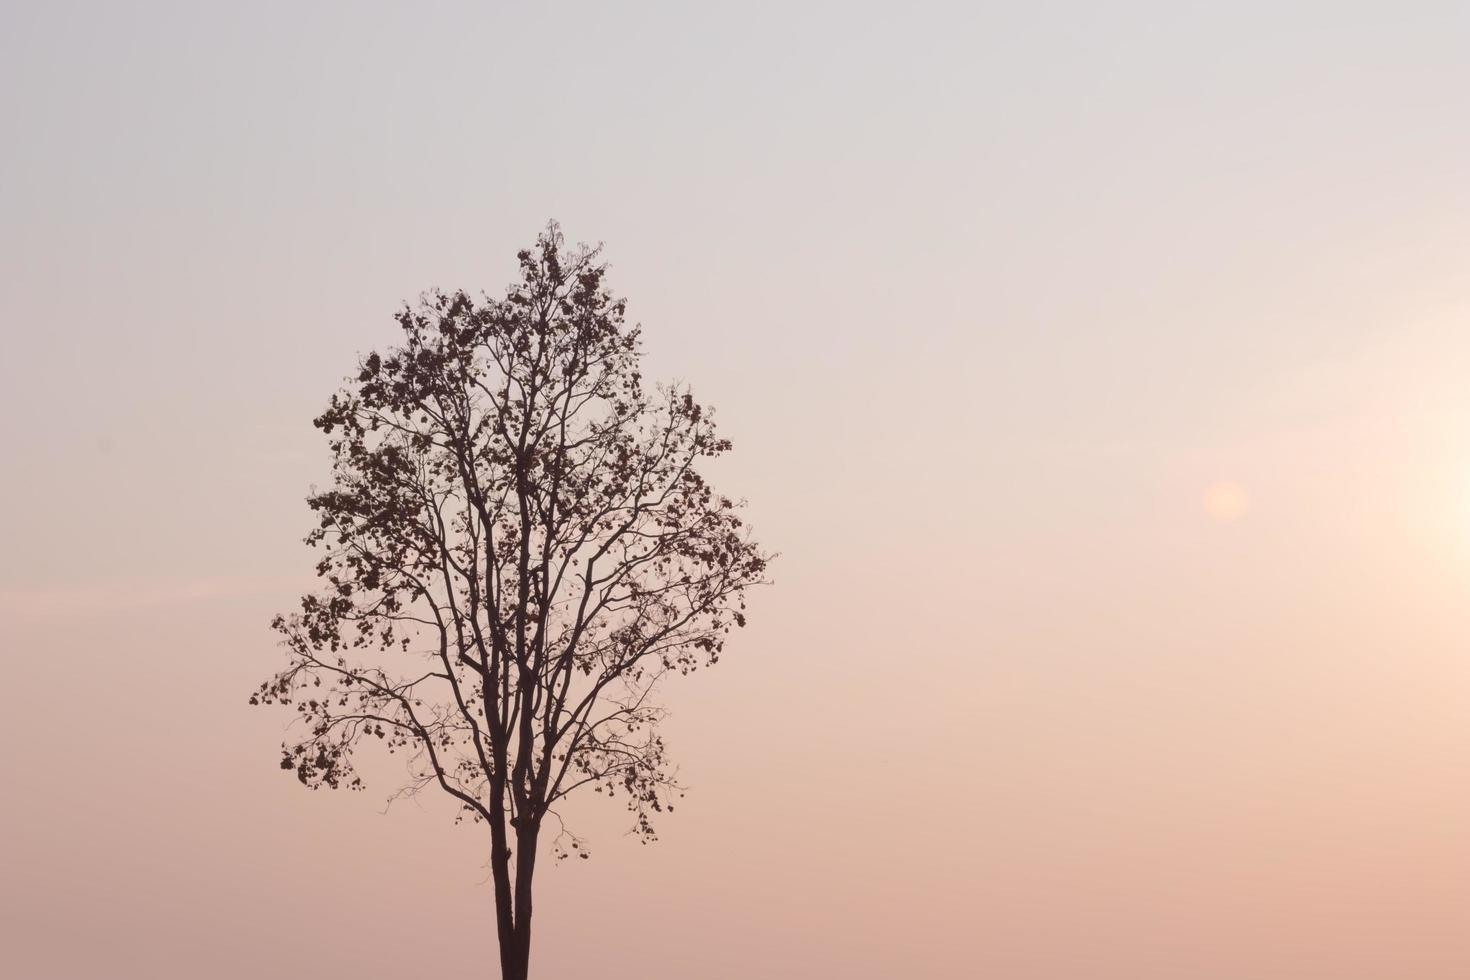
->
[[4, 2, 1470, 978]]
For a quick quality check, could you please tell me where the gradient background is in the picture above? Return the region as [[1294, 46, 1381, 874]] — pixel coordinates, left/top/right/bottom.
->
[[4, 2, 1470, 977]]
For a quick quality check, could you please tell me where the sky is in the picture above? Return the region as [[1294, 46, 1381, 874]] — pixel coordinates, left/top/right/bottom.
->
[[3, 2, 1470, 977]]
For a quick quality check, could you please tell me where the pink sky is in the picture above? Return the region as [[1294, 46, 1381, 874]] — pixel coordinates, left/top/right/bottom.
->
[[3, 3, 1470, 977]]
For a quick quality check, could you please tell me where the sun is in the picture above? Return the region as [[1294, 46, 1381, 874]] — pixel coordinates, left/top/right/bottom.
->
[[1202, 481, 1250, 522]]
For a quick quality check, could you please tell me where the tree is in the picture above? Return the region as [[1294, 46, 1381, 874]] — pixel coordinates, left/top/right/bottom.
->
[[251, 224, 770, 980]]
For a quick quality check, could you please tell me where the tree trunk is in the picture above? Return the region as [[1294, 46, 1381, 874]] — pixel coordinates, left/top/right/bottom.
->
[[504, 823, 538, 980], [490, 820, 520, 980], [494, 868, 522, 980], [491, 821, 539, 980], [500, 943, 528, 980], [496, 901, 533, 980], [500, 923, 531, 980]]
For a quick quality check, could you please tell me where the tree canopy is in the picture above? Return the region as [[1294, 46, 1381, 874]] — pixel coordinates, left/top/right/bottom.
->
[[252, 225, 769, 979]]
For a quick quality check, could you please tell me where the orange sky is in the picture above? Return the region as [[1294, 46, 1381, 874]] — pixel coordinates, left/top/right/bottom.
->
[[3, 3, 1470, 978]]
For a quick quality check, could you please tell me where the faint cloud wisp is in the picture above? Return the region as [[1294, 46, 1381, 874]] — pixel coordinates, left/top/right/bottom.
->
[[0, 576, 308, 621]]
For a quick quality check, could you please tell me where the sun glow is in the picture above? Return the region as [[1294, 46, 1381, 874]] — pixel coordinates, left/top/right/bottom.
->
[[1202, 481, 1250, 523]]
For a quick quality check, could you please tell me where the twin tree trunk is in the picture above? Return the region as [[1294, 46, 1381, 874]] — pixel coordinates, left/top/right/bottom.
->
[[253, 225, 768, 980], [496, 823, 536, 980], [492, 772, 539, 980]]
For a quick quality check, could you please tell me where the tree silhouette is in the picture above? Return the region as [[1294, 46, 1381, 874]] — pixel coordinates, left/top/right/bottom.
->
[[252, 224, 770, 980]]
